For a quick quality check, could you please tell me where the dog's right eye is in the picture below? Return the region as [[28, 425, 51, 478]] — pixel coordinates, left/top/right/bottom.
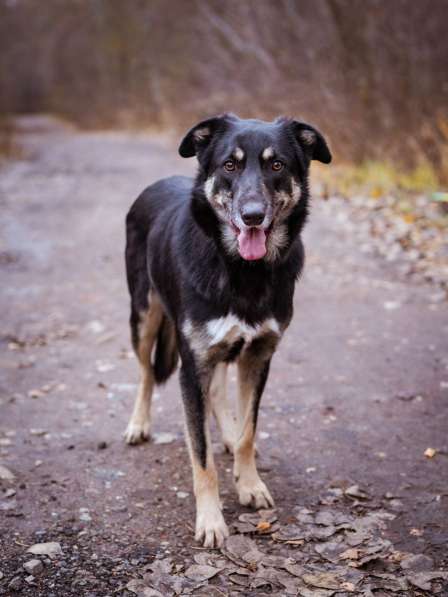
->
[[224, 160, 236, 172]]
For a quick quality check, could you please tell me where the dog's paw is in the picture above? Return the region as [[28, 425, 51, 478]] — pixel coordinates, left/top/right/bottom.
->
[[124, 420, 151, 445], [236, 477, 274, 509], [195, 508, 229, 548]]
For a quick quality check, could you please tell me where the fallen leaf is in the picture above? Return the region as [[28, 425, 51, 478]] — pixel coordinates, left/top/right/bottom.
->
[[406, 571, 448, 591], [271, 525, 304, 544], [256, 520, 271, 532], [126, 579, 163, 596], [147, 558, 172, 575], [314, 541, 347, 563], [283, 562, 306, 577], [303, 572, 341, 590], [184, 564, 221, 581], [400, 553, 434, 571], [223, 535, 263, 565], [193, 552, 221, 566], [339, 548, 359, 560], [402, 213, 416, 224], [228, 572, 250, 587]]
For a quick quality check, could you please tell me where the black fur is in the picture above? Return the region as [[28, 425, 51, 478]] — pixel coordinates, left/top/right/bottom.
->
[[153, 315, 178, 384]]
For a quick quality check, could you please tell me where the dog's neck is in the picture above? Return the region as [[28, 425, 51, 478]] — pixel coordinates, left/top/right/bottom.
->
[[178, 182, 306, 320]]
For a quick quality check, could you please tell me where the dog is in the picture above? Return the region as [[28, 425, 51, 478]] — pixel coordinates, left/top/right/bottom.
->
[[124, 113, 331, 547]]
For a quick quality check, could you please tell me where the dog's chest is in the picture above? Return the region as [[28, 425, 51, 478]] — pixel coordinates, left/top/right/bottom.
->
[[206, 315, 279, 346], [183, 314, 281, 362]]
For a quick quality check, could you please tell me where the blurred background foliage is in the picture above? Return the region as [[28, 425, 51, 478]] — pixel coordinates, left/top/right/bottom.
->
[[1, 0, 448, 184]]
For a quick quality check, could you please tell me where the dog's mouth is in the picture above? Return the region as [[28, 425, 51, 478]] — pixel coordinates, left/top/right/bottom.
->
[[231, 222, 271, 261]]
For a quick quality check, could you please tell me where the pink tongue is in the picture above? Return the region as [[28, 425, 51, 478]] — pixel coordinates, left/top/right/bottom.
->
[[237, 228, 267, 260]]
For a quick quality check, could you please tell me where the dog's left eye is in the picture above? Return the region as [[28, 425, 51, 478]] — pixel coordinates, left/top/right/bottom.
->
[[272, 160, 284, 171], [224, 160, 236, 172]]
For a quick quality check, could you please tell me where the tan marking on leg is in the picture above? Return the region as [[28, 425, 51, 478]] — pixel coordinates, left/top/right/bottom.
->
[[184, 400, 229, 548], [125, 292, 163, 445], [210, 363, 236, 453], [233, 354, 274, 509]]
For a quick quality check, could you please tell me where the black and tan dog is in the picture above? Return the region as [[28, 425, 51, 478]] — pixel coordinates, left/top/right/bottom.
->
[[124, 114, 331, 547]]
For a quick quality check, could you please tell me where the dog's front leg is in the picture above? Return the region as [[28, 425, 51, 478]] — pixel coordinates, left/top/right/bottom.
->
[[178, 345, 228, 547], [210, 362, 236, 453], [234, 351, 274, 509]]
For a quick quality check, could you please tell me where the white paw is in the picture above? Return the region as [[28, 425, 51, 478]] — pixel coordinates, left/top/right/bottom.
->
[[124, 419, 151, 445], [236, 477, 274, 509], [195, 508, 229, 548]]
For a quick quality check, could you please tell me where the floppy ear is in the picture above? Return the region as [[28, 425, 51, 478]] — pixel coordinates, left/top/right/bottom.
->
[[178, 116, 228, 158], [290, 120, 332, 164]]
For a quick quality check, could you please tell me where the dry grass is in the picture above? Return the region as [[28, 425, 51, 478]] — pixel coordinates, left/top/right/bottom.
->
[[317, 160, 443, 199]]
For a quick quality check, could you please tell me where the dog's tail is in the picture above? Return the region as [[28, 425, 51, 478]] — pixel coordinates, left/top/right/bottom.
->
[[153, 314, 179, 384]]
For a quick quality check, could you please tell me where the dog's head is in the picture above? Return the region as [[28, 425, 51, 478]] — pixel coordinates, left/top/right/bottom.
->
[[179, 114, 331, 262]]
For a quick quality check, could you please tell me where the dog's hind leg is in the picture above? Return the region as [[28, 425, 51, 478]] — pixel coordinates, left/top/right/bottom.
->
[[209, 363, 236, 453], [125, 292, 163, 445], [233, 349, 274, 509], [178, 344, 229, 548]]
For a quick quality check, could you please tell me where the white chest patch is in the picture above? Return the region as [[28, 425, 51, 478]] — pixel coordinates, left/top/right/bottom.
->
[[206, 315, 280, 346]]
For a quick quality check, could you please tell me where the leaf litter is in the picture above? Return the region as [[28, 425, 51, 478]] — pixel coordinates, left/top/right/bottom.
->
[[124, 495, 447, 595]]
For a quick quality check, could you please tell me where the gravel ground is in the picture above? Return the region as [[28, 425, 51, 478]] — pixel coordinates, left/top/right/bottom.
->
[[0, 117, 447, 596]]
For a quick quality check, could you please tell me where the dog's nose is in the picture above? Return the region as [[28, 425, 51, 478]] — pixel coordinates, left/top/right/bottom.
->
[[241, 202, 265, 226]]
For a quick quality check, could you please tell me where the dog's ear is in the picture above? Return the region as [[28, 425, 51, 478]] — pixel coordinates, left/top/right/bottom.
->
[[178, 116, 228, 158], [290, 120, 332, 164]]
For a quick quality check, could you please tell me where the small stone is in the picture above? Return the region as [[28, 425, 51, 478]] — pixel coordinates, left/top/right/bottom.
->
[[111, 504, 127, 513], [383, 301, 401, 310], [8, 576, 22, 591], [28, 389, 45, 399], [24, 575, 35, 584], [30, 428, 47, 437], [79, 508, 92, 522], [176, 491, 189, 499], [424, 447, 436, 458], [23, 559, 44, 574], [87, 320, 105, 334], [27, 542, 62, 558], [0, 464, 15, 480], [153, 432, 176, 445], [345, 484, 369, 499]]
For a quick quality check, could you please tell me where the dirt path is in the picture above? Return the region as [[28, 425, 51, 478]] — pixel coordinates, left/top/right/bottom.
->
[[1, 118, 447, 596]]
